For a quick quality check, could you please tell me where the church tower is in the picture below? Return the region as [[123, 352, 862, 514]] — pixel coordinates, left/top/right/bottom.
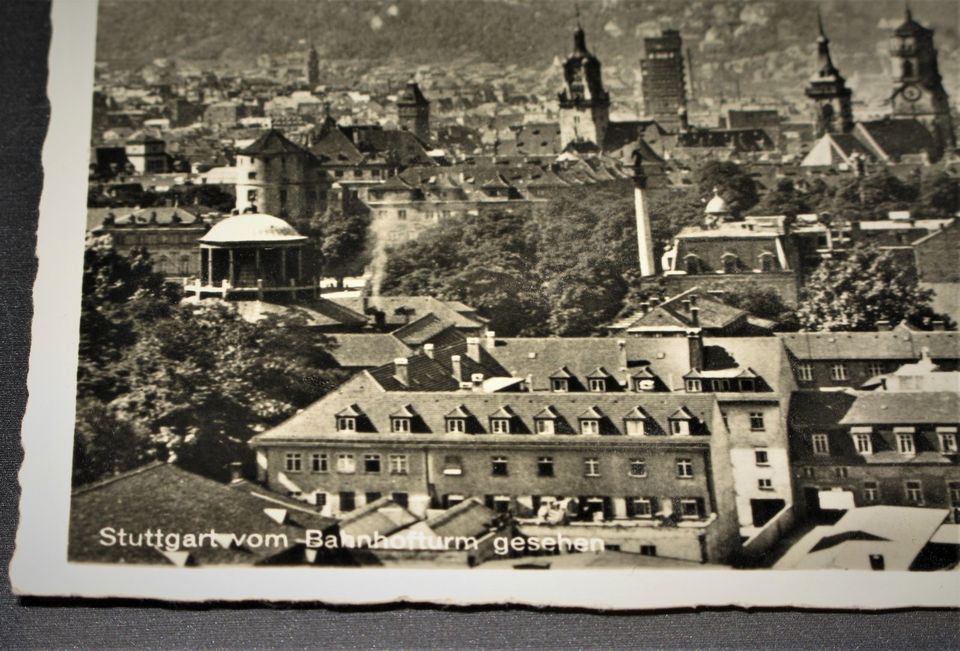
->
[[558, 15, 610, 150], [396, 80, 430, 143], [804, 10, 854, 137], [889, 7, 955, 153]]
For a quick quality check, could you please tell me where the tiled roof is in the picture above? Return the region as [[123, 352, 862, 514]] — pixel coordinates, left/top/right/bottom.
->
[[339, 496, 418, 539], [839, 391, 959, 426], [251, 372, 722, 444], [330, 296, 486, 329], [392, 313, 455, 346], [779, 331, 960, 361], [422, 498, 498, 539], [328, 334, 413, 368], [788, 390, 858, 431], [69, 463, 334, 565], [241, 129, 310, 157], [856, 119, 938, 161]]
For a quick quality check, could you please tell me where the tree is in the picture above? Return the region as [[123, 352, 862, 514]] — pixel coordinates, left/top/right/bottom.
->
[[919, 171, 959, 216], [796, 244, 945, 331], [751, 178, 808, 219], [166, 183, 236, 213], [694, 161, 759, 215], [723, 283, 799, 331], [316, 206, 371, 288]]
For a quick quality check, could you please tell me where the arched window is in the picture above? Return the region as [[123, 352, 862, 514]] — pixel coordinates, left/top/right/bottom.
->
[[721, 253, 739, 274], [758, 252, 776, 273], [178, 255, 191, 274], [684, 254, 701, 275], [155, 255, 169, 273]]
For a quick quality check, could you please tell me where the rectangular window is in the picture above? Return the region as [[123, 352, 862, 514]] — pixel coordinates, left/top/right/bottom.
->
[[279, 189, 287, 206], [363, 454, 381, 474], [897, 433, 915, 455], [679, 498, 701, 520], [685, 379, 702, 392], [491, 456, 508, 477], [758, 478, 773, 491], [247, 189, 257, 202], [313, 493, 327, 508], [336, 453, 356, 474], [445, 418, 466, 433], [537, 457, 554, 477], [584, 458, 600, 477], [830, 363, 847, 381], [365, 491, 382, 504], [740, 378, 756, 392], [939, 432, 958, 453], [812, 433, 830, 456], [310, 453, 328, 473], [629, 459, 647, 477], [442, 455, 462, 476], [867, 362, 885, 377], [749, 412, 765, 431], [905, 480, 923, 504], [949, 482, 960, 522], [625, 420, 645, 436], [580, 420, 599, 436], [670, 420, 689, 436], [640, 544, 657, 556], [247, 171, 256, 179], [389, 454, 408, 475], [629, 498, 653, 518], [491, 419, 511, 434], [797, 363, 814, 382], [676, 458, 694, 478], [802, 466, 816, 479], [336, 416, 356, 432], [853, 433, 873, 455], [397, 209, 407, 220], [864, 481, 880, 503], [550, 378, 568, 392], [835, 466, 848, 479], [339, 491, 355, 512], [588, 378, 606, 392], [284, 452, 302, 472], [535, 419, 555, 435], [392, 492, 409, 508], [391, 417, 411, 433], [755, 450, 769, 466]]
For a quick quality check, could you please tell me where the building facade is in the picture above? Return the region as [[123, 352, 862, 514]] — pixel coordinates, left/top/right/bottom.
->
[[641, 30, 687, 131], [557, 22, 610, 151], [804, 12, 854, 137]]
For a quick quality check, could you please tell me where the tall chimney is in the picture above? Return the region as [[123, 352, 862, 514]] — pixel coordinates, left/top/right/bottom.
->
[[466, 337, 482, 362], [617, 339, 629, 386], [228, 461, 244, 483], [633, 154, 656, 278], [687, 330, 704, 371], [451, 354, 463, 382], [876, 320, 891, 331], [690, 306, 700, 327], [394, 357, 409, 386], [423, 343, 435, 359], [483, 330, 496, 351]]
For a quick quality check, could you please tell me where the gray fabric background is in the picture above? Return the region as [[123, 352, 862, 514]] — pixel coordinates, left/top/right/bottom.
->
[[1, 1, 957, 648]]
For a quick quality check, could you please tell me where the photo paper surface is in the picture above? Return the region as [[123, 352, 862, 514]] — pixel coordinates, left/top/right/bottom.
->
[[11, 0, 960, 607]]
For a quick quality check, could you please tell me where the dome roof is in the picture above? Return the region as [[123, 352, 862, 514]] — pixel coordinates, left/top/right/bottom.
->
[[704, 189, 730, 215], [200, 213, 307, 244]]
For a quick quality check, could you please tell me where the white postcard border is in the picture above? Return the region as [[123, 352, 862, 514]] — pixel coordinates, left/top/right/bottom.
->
[[10, 0, 960, 609]]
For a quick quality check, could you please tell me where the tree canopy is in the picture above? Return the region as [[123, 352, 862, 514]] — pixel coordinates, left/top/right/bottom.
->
[[795, 243, 946, 331]]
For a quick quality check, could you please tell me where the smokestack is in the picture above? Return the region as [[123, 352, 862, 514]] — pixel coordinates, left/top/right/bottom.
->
[[687, 330, 703, 371], [451, 355, 463, 382], [423, 343, 435, 359], [640, 301, 650, 315], [690, 306, 700, 327], [617, 339, 628, 385], [394, 357, 409, 386], [229, 461, 244, 483], [466, 337, 481, 362], [483, 330, 496, 351], [633, 154, 656, 278], [681, 298, 691, 313]]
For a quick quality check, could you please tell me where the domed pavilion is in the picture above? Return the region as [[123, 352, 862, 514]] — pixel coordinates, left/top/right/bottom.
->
[[186, 212, 315, 301]]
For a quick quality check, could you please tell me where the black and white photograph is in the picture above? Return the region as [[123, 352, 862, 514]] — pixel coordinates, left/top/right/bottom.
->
[[10, 0, 960, 607]]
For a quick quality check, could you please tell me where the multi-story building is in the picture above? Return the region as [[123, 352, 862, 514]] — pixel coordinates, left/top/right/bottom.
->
[[557, 21, 610, 151], [789, 351, 960, 521], [641, 30, 687, 131], [396, 80, 430, 143], [804, 12, 854, 137]]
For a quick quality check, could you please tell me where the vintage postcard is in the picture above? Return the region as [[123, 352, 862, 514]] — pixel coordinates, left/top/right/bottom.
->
[[11, 0, 960, 607]]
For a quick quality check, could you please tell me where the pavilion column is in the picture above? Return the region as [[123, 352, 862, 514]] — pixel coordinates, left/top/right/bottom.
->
[[255, 248, 261, 282], [297, 248, 303, 283], [228, 249, 235, 286], [206, 248, 213, 285], [280, 247, 288, 283]]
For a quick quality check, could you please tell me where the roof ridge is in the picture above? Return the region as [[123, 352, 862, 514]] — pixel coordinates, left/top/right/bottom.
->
[[71, 460, 169, 495]]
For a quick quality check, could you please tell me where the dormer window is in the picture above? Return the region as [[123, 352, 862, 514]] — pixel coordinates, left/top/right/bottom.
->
[[489, 406, 515, 434], [668, 407, 695, 436], [534, 406, 559, 435], [634, 377, 655, 392], [623, 407, 648, 436], [685, 378, 702, 393], [896, 428, 916, 456], [551, 378, 569, 392], [588, 378, 606, 392], [938, 427, 958, 453], [444, 405, 471, 434], [586, 367, 612, 393], [391, 417, 411, 433], [579, 407, 604, 435], [850, 426, 873, 455], [739, 378, 756, 392], [337, 416, 356, 432]]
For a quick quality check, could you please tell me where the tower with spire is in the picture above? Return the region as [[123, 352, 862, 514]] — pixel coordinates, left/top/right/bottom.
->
[[557, 9, 610, 150], [804, 9, 854, 137], [889, 5, 955, 153], [396, 80, 431, 143]]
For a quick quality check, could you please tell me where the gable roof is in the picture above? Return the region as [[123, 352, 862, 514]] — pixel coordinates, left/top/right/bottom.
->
[[855, 119, 938, 162], [70, 463, 334, 565], [328, 334, 413, 368], [779, 331, 960, 361], [838, 391, 959, 426], [241, 129, 310, 157]]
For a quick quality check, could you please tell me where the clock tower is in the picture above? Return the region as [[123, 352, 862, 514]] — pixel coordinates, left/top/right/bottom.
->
[[889, 7, 955, 153], [558, 15, 610, 151], [804, 10, 854, 137]]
